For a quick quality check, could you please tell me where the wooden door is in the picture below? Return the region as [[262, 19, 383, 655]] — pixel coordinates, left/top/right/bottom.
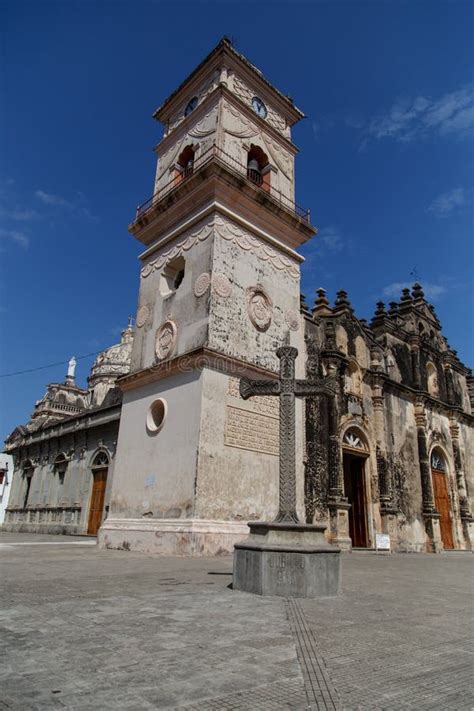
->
[[87, 469, 108, 535], [343, 454, 368, 548], [432, 469, 454, 549]]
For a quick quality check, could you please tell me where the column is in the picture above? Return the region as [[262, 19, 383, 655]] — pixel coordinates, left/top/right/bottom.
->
[[450, 417, 473, 549], [415, 400, 441, 552]]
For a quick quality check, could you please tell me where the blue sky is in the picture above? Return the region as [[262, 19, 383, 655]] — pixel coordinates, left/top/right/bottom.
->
[[1, 0, 473, 442]]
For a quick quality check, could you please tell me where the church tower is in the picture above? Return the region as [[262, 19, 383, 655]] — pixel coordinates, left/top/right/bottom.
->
[[100, 38, 316, 554]]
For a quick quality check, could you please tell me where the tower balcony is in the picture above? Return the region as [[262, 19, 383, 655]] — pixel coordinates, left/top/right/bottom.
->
[[131, 144, 312, 235]]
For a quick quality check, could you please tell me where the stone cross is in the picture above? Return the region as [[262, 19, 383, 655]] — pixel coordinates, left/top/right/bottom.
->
[[240, 346, 337, 523]]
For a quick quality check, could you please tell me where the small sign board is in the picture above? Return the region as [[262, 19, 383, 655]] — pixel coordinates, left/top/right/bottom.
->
[[375, 533, 391, 552]]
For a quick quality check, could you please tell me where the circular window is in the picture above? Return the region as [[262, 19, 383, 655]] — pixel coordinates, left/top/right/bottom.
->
[[146, 398, 167, 434]]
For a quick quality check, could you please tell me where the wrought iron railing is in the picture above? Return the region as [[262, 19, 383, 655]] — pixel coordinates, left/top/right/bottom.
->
[[134, 145, 311, 223]]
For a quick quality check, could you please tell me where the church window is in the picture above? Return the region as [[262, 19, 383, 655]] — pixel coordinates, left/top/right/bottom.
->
[[92, 451, 110, 468], [177, 145, 195, 179], [247, 145, 270, 191], [160, 256, 186, 297], [343, 429, 368, 452], [22, 460, 34, 508], [53, 454, 68, 486], [146, 398, 167, 434], [184, 96, 198, 117], [431, 450, 446, 472], [426, 362, 439, 397]]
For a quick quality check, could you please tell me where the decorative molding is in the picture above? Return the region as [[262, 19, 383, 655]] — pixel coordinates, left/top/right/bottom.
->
[[136, 305, 150, 328], [141, 215, 300, 282], [193, 272, 211, 297], [212, 274, 232, 298], [222, 99, 291, 179], [284, 309, 300, 332], [214, 216, 299, 280], [232, 75, 286, 134], [155, 320, 178, 361], [141, 220, 213, 279], [246, 286, 273, 332]]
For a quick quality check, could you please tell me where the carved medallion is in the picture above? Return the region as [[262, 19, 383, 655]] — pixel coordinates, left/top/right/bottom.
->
[[246, 287, 273, 332], [136, 305, 150, 328], [285, 309, 300, 332], [212, 274, 232, 298], [155, 320, 178, 361], [194, 272, 211, 297]]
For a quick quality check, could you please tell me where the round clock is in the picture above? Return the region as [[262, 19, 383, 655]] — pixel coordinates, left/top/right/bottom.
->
[[251, 96, 267, 119], [184, 96, 198, 117]]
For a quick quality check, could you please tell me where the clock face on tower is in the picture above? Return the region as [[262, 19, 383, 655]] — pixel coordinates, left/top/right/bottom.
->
[[184, 96, 198, 117], [251, 96, 267, 119]]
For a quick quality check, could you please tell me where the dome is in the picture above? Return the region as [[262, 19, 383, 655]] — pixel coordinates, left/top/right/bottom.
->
[[88, 323, 134, 387]]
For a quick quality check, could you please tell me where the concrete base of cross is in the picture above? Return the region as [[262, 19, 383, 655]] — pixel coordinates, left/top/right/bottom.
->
[[233, 521, 341, 598]]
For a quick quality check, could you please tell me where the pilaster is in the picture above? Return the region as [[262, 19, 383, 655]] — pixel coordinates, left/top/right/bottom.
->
[[415, 400, 442, 552]]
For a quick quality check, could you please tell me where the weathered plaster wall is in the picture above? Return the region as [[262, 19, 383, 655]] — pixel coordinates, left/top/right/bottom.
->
[[132, 219, 213, 372], [107, 370, 203, 520], [3, 422, 118, 535], [208, 214, 301, 372]]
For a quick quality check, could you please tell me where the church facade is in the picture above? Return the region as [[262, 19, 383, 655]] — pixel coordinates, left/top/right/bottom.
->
[[4, 38, 473, 553], [3, 324, 134, 535]]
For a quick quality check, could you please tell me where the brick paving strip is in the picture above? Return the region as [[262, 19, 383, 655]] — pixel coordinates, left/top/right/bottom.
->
[[286, 598, 341, 711]]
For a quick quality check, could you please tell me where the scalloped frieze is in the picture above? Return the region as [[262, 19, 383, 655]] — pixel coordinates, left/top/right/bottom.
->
[[140, 216, 300, 281]]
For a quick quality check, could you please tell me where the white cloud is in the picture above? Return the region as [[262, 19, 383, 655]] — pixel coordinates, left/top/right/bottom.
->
[[0, 229, 30, 249], [0, 206, 39, 221], [361, 84, 474, 144], [35, 189, 97, 220], [427, 187, 471, 217], [383, 281, 446, 300], [318, 226, 343, 251], [35, 190, 72, 207]]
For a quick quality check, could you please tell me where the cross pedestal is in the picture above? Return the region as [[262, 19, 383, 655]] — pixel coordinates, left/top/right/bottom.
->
[[233, 346, 341, 598]]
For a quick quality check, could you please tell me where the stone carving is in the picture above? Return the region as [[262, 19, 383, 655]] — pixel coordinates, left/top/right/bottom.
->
[[141, 220, 213, 279], [212, 274, 232, 298], [240, 347, 337, 522], [136, 305, 150, 328], [214, 216, 300, 280], [285, 309, 300, 332], [167, 71, 219, 134], [155, 320, 178, 361], [193, 272, 211, 297], [232, 75, 286, 134], [224, 406, 279, 456], [222, 100, 291, 179], [246, 286, 273, 332], [141, 216, 300, 282]]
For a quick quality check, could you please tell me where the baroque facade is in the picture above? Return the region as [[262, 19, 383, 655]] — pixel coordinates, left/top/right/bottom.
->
[[4, 38, 473, 552], [3, 324, 134, 535], [303, 286, 474, 552]]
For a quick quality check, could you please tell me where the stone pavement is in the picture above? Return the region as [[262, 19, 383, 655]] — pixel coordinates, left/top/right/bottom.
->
[[0, 532, 472, 710]]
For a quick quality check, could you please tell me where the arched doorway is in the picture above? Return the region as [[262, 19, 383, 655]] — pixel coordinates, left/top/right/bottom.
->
[[22, 460, 34, 508], [87, 451, 109, 535], [342, 429, 369, 548], [431, 450, 454, 550]]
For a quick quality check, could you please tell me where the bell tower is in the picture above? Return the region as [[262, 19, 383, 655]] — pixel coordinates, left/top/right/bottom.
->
[[100, 38, 316, 555]]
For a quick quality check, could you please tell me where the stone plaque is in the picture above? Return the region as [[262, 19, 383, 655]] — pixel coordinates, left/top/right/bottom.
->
[[225, 377, 279, 456]]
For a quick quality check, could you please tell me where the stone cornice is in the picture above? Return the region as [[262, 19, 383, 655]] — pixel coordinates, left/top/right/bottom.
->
[[374, 373, 474, 424], [153, 38, 303, 127], [118, 346, 279, 393], [4, 405, 121, 453]]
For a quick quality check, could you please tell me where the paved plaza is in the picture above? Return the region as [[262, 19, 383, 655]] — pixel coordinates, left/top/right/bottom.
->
[[0, 532, 472, 710]]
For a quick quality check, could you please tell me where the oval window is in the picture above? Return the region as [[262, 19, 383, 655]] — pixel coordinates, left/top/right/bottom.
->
[[146, 398, 168, 434]]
